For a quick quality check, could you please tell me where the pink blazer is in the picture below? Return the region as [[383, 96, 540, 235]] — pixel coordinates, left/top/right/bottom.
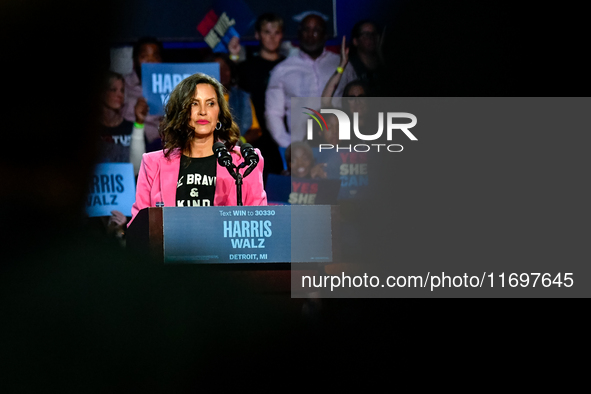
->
[[129, 147, 267, 225]]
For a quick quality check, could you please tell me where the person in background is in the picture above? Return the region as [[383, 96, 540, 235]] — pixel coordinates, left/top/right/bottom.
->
[[333, 20, 385, 97], [99, 71, 147, 175], [283, 141, 326, 179], [265, 13, 342, 152], [92, 70, 148, 244], [321, 35, 350, 107], [342, 80, 371, 124], [121, 36, 164, 152], [235, 13, 286, 181], [205, 53, 262, 146], [320, 33, 373, 129], [307, 110, 341, 179]]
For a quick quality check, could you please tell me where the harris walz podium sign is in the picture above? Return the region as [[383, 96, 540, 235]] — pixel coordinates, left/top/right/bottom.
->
[[128, 205, 333, 263]]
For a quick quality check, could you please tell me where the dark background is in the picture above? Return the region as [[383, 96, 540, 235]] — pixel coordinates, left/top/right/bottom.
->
[[110, 0, 399, 42], [111, 0, 336, 41], [1, 0, 587, 389]]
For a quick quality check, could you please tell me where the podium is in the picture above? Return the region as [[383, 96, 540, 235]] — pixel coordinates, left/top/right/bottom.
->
[[127, 205, 337, 293], [127, 205, 334, 263]]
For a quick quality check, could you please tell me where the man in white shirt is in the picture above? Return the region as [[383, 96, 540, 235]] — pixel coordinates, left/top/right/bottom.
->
[[265, 14, 342, 149]]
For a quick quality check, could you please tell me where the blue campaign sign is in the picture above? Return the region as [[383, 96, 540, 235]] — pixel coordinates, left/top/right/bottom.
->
[[265, 174, 291, 205], [142, 63, 221, 116], [162, 206, 332, 263], [86, 163, 136, 217]]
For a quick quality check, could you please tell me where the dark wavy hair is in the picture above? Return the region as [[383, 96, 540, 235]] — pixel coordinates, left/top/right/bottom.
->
[[159, 73, 240, 158], [343, 79, 370, 97]]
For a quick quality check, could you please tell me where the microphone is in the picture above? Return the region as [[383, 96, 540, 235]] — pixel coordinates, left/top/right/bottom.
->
[[213, 142, 233, 168], [213, 141, 237, 180], [240, 143, 259, 178]]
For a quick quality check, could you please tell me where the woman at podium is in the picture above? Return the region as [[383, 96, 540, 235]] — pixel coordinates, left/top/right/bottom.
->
[[129, 73, 267, 225]]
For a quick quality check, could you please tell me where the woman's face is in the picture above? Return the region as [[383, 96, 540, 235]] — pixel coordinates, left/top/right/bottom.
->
[[291, 146, 313, 178], [189, 83, 220, 139], [345, 85, 368, 116], [103, 78, 124, 110], [353, 23, 379, 54], [137, 43, 162, 64]]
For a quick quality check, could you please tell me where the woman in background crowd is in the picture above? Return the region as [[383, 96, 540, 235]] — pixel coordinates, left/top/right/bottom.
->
[[90, 71, 148, 243], [98, 71, 147, 174], [322, 19, 384, 103]]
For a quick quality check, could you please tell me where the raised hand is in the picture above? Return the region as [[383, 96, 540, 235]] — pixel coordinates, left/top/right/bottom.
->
[[310, 163, 328, 179], [228, 36, 241, 61], [108, 210, 127, 227], [339, 35, 349, 69], [134, 97, 148, 124]]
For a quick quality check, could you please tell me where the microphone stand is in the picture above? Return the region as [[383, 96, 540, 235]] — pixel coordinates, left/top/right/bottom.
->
[[233, 162, 249, 206]]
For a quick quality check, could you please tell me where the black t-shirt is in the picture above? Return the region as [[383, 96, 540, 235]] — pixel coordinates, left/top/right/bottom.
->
[[176, 154, 217, 207], [238, 54, 285, 126], [98, 119, 134, 163], [238, 55, 286, 176], [349, 55, 386, 96]]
